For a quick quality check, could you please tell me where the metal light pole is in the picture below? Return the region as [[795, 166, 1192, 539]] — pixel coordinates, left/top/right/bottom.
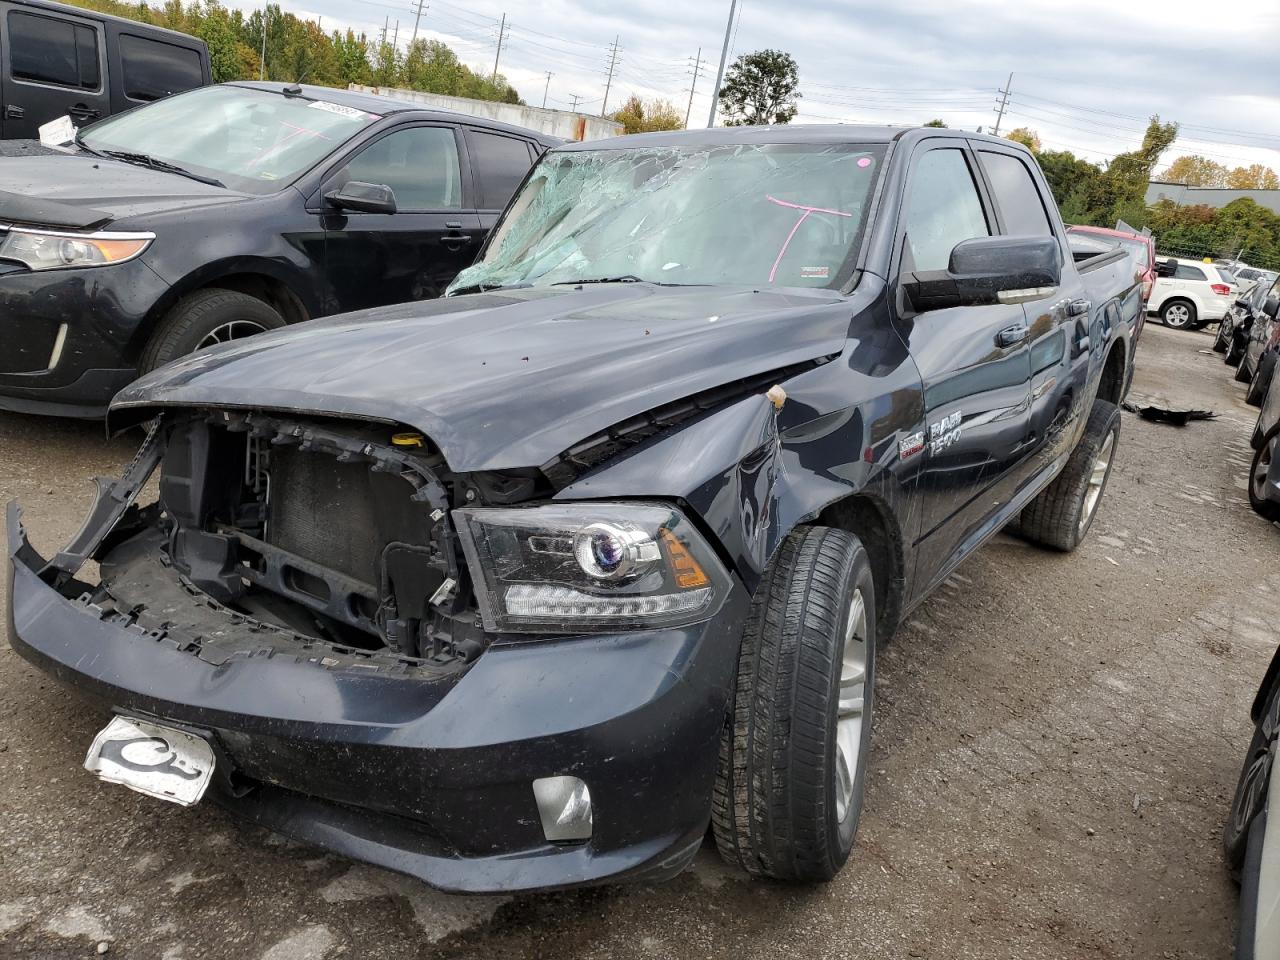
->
[[707, 0, 738, 128]]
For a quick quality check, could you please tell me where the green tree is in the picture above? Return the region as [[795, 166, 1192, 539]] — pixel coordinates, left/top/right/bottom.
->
[[717, 49, 800, 126], [922, 118, 946, 128], [1227, 164, 1280, 190], [1160, 155, 1228, 187], [332, 29, 372, 87], [611, 95, 684, 134], [1004, 126, 1041, 153]]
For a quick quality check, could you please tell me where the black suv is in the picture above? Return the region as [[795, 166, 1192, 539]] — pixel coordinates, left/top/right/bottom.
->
[[0, 0, 210, 138], [0, 82, 558, 416]]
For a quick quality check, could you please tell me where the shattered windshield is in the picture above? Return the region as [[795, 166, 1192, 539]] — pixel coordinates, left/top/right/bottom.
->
[[448, 142, 886, 293]]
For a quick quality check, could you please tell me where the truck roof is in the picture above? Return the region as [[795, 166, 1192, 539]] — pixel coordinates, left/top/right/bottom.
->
[[9, 0, 207, 46], [228, 82, 562, 146], [554, 124, 1032, 153]]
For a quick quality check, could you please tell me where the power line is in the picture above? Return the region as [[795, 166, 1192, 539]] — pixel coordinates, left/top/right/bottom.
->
[[491, 12, 508, 80], [992, 72, 1012, 136], [541, 70, 553, 109], [408, 0, 426, 48], [601, 35, 621, 117], [685, 47, 703, 128]]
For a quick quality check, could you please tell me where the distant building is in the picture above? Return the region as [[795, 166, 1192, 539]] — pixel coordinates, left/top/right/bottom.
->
[[1146, 180, 1280, 215]]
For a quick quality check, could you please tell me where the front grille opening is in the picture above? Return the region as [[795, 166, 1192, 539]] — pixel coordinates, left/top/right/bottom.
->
[[283, 565, 331, 603]]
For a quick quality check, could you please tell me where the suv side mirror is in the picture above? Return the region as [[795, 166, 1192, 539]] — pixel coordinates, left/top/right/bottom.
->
[[325, 181, 397, 215], [902, 235, 1061, 312], [1156, 258, 1177, 278]]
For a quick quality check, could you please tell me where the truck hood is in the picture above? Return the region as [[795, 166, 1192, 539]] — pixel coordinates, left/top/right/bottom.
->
[[0, 153, 247, 229], [111, 284, 858, 471]]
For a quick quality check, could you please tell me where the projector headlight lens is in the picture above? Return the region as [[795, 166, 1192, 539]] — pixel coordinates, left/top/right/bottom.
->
[[0, 228, 154, 271]]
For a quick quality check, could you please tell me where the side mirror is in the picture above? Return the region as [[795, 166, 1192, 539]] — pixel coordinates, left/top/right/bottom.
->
[[1265, 294, 1280, 319], [902, 235, 1061, 313], [1156, 258, 1177, 278], [324, 181, 397, 215]]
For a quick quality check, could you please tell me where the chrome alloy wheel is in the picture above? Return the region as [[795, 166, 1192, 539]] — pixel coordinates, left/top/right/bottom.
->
[[1164, 303, 1192, 328], [1253, 433, 1278, 503], [196, 319, 270, 350], [1079, 430, 1115, 536], [834, 588, 868, 823]]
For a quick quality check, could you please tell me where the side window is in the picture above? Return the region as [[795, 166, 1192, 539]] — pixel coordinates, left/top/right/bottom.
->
[[903, 148, 990, 273], [1174, 264, 1207, 282], [119, 35, 204, 102], [468, 130, 536, 209], [8, 12, 99, 89], [978, 151, 1054, 237], [340, 127, 462, 211]]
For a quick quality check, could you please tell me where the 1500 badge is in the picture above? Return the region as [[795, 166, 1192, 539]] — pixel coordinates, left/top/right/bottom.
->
[[929, 411, 963, 455]]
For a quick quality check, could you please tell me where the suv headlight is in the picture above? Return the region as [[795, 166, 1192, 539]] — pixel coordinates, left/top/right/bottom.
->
[[0, 228, 154, 271], [455, 502, 731, 634]]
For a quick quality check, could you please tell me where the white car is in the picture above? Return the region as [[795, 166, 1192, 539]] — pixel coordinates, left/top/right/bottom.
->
[[1149, 257, 1238, 330]]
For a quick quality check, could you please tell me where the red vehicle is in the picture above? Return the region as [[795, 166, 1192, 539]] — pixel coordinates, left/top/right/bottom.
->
[[1067, 225, 1157, 303]]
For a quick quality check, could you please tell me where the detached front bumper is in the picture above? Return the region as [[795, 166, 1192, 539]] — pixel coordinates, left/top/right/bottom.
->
[[6, 504, 748, 893]]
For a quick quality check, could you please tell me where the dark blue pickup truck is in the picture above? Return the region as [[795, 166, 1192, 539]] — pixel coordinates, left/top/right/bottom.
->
[[8, 125, 1142, 894]]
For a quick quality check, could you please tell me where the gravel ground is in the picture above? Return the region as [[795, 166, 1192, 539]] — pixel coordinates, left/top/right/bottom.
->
[[1, 323, 1275, 960]]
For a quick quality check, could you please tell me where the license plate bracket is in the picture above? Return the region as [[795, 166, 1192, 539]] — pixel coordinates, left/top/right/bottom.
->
[[84, 715, 215, 807]]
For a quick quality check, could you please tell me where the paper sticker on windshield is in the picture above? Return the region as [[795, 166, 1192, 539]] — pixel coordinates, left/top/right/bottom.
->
[[309, 100, 378, 122], [800, 266, 829, 279]]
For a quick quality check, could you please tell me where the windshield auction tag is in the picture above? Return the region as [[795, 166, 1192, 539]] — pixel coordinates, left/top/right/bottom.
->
[[38, 115, 76, 147], [308, 100, 377, 122]]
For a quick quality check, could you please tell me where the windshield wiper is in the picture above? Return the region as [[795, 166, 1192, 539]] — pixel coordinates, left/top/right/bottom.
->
[[73, 133, 104, 158], [100, 150, 225, 188], [552, 275, 647, 285], [448, 281, 533, 296]]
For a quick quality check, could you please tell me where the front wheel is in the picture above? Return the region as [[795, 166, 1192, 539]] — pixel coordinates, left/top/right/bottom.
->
[[140, 289, 287, 373], [1246, 360, 1271, 406], [1160, 300, 1197, 329], [1249, 428, 1280, 523], [1017, 399, 1121, 551], [713, 526, 875, 882], [1213, 322, 1230, 352]]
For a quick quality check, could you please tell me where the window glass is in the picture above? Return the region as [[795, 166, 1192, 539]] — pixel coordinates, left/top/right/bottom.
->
[[904, 149, 989, 272], [119, 34, 203, 102], [8, 12, 98, 89], [469, 131, 535, 209], [341, 126, 461, 210], [979, 151, 1054, 237], [1174, 263, 1207, 282]]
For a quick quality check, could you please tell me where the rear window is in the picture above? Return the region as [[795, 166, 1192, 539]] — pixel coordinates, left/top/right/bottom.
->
[[119, 34, 204, 102], [978, 150, 1054, 239], [1210, 266, 1237, 286], [8, 11, 100, 89], [1173, 263, 1207, 282], [468, 130, 535, 209]]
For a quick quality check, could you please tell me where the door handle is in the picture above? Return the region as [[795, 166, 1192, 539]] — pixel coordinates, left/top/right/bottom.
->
[[1067, 298, 1091, 317], [67, 104, 101, 121], [4, 104, 24, 119], [441, 232, 472, 250], [996, 324, 1029, 348]]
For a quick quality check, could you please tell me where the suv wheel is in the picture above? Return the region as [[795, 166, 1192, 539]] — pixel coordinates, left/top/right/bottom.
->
[[141, 289, 286, 373], [1249, 428, 1280, 522], [1246, 360, 1271, 406], [1226, 334, 1247, 367], [1213, 322, 1230, 352], [1017, 399, 1121, 551], [1223, 685, 1277, 878], [1160, 300, 1196, 329], [713, 526, 875, 882]]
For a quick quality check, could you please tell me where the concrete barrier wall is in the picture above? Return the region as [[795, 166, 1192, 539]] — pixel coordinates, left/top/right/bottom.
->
[[349, 85, 624, 141]]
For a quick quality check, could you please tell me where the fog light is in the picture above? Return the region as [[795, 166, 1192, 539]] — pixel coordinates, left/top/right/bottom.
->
[[532, 775, 593, 842]]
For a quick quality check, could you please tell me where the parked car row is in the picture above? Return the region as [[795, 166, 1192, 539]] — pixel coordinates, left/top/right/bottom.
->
[[1212, 276, 1280, 409]]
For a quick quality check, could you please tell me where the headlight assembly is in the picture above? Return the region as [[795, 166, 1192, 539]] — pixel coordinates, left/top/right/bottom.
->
[[0, 227, 155, 271], [454, 502, 730, 633]]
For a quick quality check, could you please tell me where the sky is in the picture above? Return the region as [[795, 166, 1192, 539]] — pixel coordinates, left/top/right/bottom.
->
[[260, 0, 1280, 173]]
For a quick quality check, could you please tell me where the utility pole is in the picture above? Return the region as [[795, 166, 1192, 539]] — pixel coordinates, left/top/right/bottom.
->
[[707, 0, 738, 128], [409, 0, 427, 49], [992, 72, 1013, 136], [380, 15, 388, 46], [491, 13, 508, 81], [541, 71, 553, 109], [600, 35, 620, 117], [391, 19, 399, 52], [569, 93, 582, 112], [259, 5, 269, 80], [684, 47, 703, 128]]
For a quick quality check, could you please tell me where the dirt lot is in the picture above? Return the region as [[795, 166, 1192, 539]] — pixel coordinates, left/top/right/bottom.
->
[[1, 323, 1276, 960]]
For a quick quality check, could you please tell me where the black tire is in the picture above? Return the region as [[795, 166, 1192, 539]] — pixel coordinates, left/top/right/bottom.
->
[[1212, 322, 1229, 352], [1224, 691, 1276, 878], [713, 526, 876, 882], [1235, 354, 1253, 384], [1248, 427, 1280, 523], [140, 289, 286, 373], [1018, 399, 1121, 552], [1160, 299, 1197, 329], [1246, 361, 1270, 406], [1226, 336, 1246, 367]]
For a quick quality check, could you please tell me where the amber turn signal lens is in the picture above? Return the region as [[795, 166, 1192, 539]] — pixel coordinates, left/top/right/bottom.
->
[[660, 528, 710, 589]]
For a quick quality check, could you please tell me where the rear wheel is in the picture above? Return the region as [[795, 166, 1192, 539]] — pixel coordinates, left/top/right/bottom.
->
[[1160, 299, 1196, 330], [1213, 321, 1230, 352], [141, 289, 286, 373], [1226, 334, 1247, 367], [1249, 428, 1280, 523], [1224, 688, 1277, 878], [1236, 353, 1254, 384], [1246, 360, 1271, 406], [1018, 399, 1121, 552], [713, 526, 875, 882]]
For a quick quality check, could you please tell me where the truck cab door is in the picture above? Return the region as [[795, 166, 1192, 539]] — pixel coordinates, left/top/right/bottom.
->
[[318, 123, 482, 313], [892, 143, 1034, 596], [0, 4, 109, 138], [972, 144, 1093, 482]]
